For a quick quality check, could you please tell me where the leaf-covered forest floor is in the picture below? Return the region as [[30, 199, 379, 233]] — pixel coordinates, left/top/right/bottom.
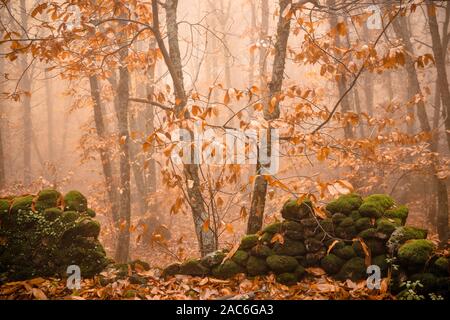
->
[[0, 266, 394, 300]]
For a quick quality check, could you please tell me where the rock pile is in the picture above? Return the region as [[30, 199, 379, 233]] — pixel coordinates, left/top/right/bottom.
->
[[0, 189, 109, 282], [163, 193, 449, 297]]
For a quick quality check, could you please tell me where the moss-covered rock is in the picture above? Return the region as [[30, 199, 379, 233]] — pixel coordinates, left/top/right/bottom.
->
[[384, 205, 408, 224], [61, 210, 80, 223], [43, 207, 62, 221], [358, 228, 387, 240], [321, 254, 344, 274], [432, 257, 449, 276], [34, 189, 61, 212], [353, 238, 385, 257], [86, 208, 96, 218], [250, 244, 274, 258], [295, 265, 305, 279], [339, 217, 354, 228], [304, 238, 323, 253], [326, 193, 363, 215], [376, 218, 399, 236], [333, 245, 356, 260], [355, 217, 372, 231], [201, 250, 226, 268], [273, 238, 306, 256], [398, 239, 435, 266], [331, 213, 346, 225], [0, 199, 10, 214], [263, 222, 282, 234], [409, 273, 438, 293], [387, 226, 428, 254], [349, 210, 361, 221], [246, 256, 269, 276], [266, 255, 298, 273], [0, 189, 108, 282], [63, 190, 88, 212], [359, 194, 394, 218], [239, 234, 258, 250], [276, 272, 298, 286], [305, 249, 327, 267], [212, 260, 244, 279], [259, 232, 273, 244], [10, 195, 34, 214], [232, 250, 249, 266], [281, 199, 313, 221], [179, 259, 209, 276], [336, 257, 366, 281], [162, 263, 181, 277], [372, 254, 388, 276], [320, 218, 334, 233]]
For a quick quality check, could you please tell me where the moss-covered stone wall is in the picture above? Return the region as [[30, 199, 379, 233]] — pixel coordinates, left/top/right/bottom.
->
[[0, 189, 109, 283], [163, 194, 449, 298]]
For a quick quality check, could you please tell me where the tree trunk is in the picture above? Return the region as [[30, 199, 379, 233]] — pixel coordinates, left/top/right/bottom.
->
[[247, 0, 292, 234], [45, 71, 54, 162], [114, 11, 132, 262], [88, 75, 120, 223], [426, 2, 449, 247], [427, 1, 450, 153], [0, 55, 5, 188], [20, 0, 32, 185], [154, 0, 217, 256]]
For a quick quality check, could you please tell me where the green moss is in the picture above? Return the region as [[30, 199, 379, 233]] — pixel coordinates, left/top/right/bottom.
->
[[232, 250, 249, 266], [386, 226, 428, 255], [295, 265, 306, 279], [372, 254, 388, 276], [398, 239, 435, 266], [250, 244, 274, 258], [384, 205, 408, 224], [201, 250, 226, 268], [61, 210, 79, 223], [10, 195, 34, 214], [43, 207, 62, 221], [212, 260, 244, 279], [305, 249, 327, 267], [262, 222, 282, 234], [240, 234, 258, 250], [276, 273, 298, 286], [433, 257, 449, 275], [260, 232, 273, 244], [325, 193, 363, 215], [376, 218, 399, 236], [34, 189, 61, 212], [358, 228, 387, 240], [179, 259, 209, 276], [281, 199, 313, 221], [359, 194, 394, 218], [63, 190, 88, 212], [409, 273, 438, 293], [331, 213, 346, 225], [162, 263, 181, 277], [86, 208, 96, 218], [353, 238, 386, 256], [340, 217, 354, 228], [321, 254, 344, 274], [273, 238, 306, 256], [282, 220, 303, 232], [334, 245, 356, 260], [246, 256, 269, 276], [355, 217, 372, 231], [350, 210, 361, 221], [76, 218, 101, 238], [266, 255, 299, 273], [0, 199, 10, 215], [336, 257, 366, 281], [320, 218, 334, 233], [304, 238, 323, 253]]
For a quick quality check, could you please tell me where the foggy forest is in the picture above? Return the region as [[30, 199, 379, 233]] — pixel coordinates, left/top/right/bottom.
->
[[0, 0, 449, 301]]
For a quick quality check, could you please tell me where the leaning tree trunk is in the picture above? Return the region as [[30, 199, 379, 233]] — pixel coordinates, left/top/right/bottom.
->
[[0, 54, 5, 188], [153, 0, 216, 256], [247, 0, 292, 234]]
